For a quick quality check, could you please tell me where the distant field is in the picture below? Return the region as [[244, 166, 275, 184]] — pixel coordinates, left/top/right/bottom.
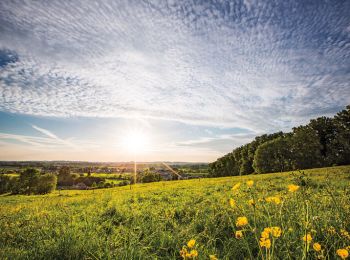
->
[[1, 165, 349, 259]]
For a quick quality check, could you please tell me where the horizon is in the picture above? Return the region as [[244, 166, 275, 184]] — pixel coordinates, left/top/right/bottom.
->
[[1, 0, 349, 162]]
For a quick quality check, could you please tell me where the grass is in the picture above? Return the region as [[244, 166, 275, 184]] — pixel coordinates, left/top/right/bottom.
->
[[1, 165, 350, 259]]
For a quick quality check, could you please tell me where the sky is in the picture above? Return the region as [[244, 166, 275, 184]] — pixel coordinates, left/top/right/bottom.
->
[[0, 0, 349, 162]]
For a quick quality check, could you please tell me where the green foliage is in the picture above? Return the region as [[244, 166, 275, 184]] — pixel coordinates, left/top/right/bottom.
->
[[57, 166, 75, 186], [0, 175, 15, 194], [209, 105, 350, 176], [253, 136, 292, 173], [1, 168, 57, 195], [36, 174, 57, 194]]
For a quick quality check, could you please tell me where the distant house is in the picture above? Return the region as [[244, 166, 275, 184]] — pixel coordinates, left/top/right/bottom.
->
[[75, 182, 87, 190]]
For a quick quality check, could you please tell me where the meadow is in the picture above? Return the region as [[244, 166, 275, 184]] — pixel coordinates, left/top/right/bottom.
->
[[1, 165, 349, 259]]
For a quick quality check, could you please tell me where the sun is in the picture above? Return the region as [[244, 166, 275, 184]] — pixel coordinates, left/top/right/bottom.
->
[[122, 130, 149, 154]]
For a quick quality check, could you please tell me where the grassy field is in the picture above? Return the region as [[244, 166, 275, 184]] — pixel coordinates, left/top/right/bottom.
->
[[1, 166, 350, 259]]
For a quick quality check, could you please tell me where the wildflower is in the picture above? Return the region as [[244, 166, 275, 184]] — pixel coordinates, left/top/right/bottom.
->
[[248, 199, 255, 206], [232, 183, 241, 191], [263, 227, 272, 233], [288, 184, 300, 192], [235, 230, 243, 239], [180, 247, 188, 259], [259, 238, 271, 249], [303, 233, 312, 243], [247, 180, 254, 187], [313, 243, 322, 252], [187, 239, 196, 249], [336, 249, 349, 259], [229, 198, 235, 208], [189, 250, 198, 258], [236, 216, 248, 227], [209, 255, 218, 260], [340, 229, 350, 240], [327, 226, 336, 235], [265, 196, 281, 205], [261, 230, 270, 239], [271, 227, 282, 238]]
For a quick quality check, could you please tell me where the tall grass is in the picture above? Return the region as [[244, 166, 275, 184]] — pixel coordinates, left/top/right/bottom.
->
[[0, 165, 349, 259]]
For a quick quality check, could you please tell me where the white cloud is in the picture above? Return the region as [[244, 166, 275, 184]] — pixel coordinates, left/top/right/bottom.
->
[[0, 0, 349, 134]]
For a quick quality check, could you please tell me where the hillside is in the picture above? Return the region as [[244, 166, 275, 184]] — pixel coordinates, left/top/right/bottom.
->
[[1, 165, 349, 259]]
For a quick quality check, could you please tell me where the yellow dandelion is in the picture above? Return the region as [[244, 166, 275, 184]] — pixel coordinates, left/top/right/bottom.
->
[[209, 255, 218, 260], [180, 247, 188, 259], [236, 216, 248, 227], [248, 199, 255, 206], [288, 184, 300, 192], [337, 249, 349, 259], [190, 250, 198, 258], [235, 230, 244, 239], [271, 227, 282, 238], [313, 243, 321, 252], [247, 180, 254, 187], [261, 230, 270, 239], [302, 233, 312, 243], [187, 239, 196, 249], [229, 198, 235, 208], [265, 196, 281, 205], [259, 238, 271, 249], [232, 183, 241, 191]]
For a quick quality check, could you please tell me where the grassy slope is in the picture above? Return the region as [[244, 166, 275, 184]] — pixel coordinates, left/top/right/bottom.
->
[[1, 165, 349, 259]]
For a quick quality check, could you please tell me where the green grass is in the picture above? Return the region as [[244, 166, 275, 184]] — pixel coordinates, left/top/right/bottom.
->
[[1, 165, 350, 259]]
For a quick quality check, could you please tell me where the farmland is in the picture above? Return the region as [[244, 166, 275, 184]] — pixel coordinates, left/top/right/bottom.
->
[[1, 165, 349, 259]]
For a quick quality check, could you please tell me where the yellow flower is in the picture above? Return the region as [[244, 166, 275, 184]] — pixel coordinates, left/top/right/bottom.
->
[[302, 233, 312, 243], [265, 196, 281, 205], [235, 230, 244, 239], [259, 238, 271, 249], [288, 184, 300, 192], [263, 227, 272, 233], [229, 198, 235, 208], [261, 230, 270, 239], [247, 180, 254, 187], [187, 239, 196, 249], [248, 199, 255, 206], [313, 243, 321, 252], [189, 250, 198, 258], [271, 227, 282, 238], [340, 229, 350, 240], [232, 183, 241, 191], [180, 247, 188, 259], [236, 216, 248, 227], [337, 249, 349, 259], [209, 255, 218, 260]]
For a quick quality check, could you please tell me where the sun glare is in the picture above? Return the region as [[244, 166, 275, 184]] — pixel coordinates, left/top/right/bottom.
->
[[122, 130, 149, 154]]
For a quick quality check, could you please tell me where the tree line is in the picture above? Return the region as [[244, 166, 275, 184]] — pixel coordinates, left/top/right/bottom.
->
[[208, 105, 350, 176]]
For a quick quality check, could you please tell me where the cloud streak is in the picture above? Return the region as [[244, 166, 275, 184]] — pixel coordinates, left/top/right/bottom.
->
[[0, 0, 349, 134]]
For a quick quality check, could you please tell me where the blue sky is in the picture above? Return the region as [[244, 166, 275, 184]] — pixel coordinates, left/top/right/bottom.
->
[[0, 0, 349, 161]]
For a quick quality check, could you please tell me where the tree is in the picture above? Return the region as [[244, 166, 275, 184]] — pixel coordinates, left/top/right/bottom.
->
[[36, 173, 57, 194], [15, 168, 40, 194], [332, 105, 350, 165], [57, 166, 75, 186], [290, 126, 322, 170], [0, 175, 14, 194], [308, 117, 337, 164], [253, 137, 293, 174]]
